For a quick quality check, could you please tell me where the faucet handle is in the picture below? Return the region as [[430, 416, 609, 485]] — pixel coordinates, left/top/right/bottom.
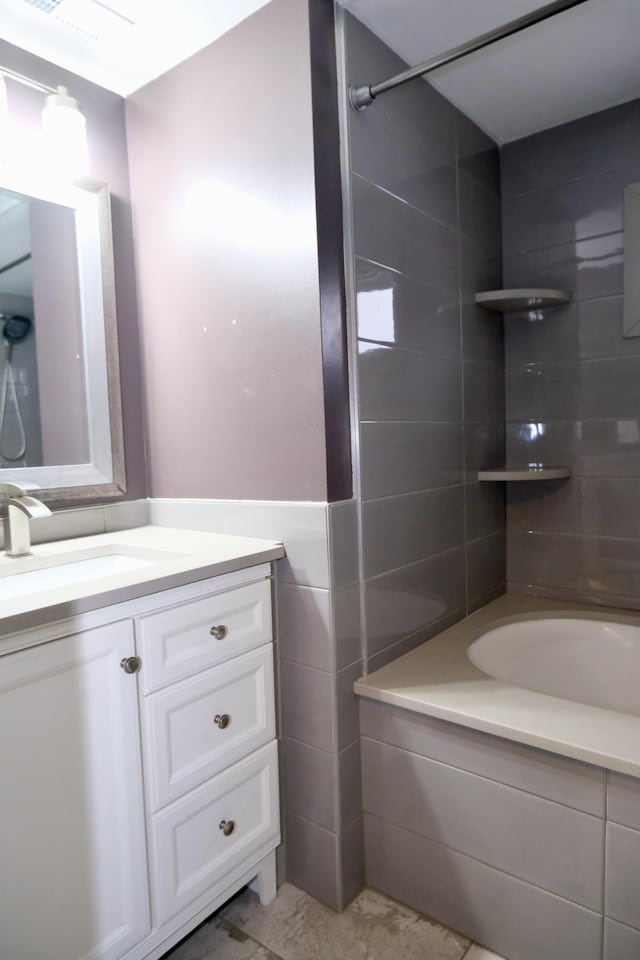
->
[[0, 482, 39, 498]]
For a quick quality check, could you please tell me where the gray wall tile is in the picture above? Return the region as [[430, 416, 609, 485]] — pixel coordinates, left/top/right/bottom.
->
[[503, 101, 640, 606], [501, 100, 640, 197], [508, 530, 640, 607], [351, 113, 458, 229], [285, 811, 339, 910], [604, 918, 640, 960], [277, 583, 333, 672], [365, 547, 467, 656], [360, 421, 463, 499], [283, 738, 336, 832], [507, 358, 640, 428], [364, 814, 602, 960], [345, 9, 505, 667], [461, 300, 504, 369], [359, 698, 605, 815], [344, 13, 457, 163], [280, 661, 334, 753], [336, 659, 362, 752], [338, 816, 365, 910], [506, 419, 640, 480], [352, 174, 459, 292], [358, 342, 462, 422], [332, 583, 362, 670], [457, 111, 501, 197], [464, 360, 505, 423], [508, 477, 640, 540], [338, 739, 362, 831], [467, 531, 507, 606], [459, 172, 502, 253], [362, 486, 465, 578], [464, 421, 505, 480], [355, 258, 461, 358], [329, 500, 359, 588], [605, 822, 640, 930], [505, 299, 634, 367], [465, 481, 506, 542], [362, 737, 603, 909], [608, 772, 640, 832], [366, 608, 466, 673]]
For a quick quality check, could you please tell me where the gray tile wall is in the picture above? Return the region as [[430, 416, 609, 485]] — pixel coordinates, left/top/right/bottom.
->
[[273, 499, 364, 910], [360, 697, 640, 959], [502, 98, 640, 607], [343, 13, 506, 672], [149, 497, 363, 911]]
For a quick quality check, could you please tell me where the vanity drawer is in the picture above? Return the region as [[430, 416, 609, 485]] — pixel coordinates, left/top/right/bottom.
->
[[137, 579, 272, 692], [142, 645, 275, 810], [150, 740, 279, 926]]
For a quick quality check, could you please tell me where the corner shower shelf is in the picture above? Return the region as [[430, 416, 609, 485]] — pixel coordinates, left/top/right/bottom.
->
[[475, 289, 572, 313], [478, 467, 572, 482]]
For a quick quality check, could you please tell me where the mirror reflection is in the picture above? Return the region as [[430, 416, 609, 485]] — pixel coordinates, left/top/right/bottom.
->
[[0, 186, 89, 468], [0, 171, 124, 500]]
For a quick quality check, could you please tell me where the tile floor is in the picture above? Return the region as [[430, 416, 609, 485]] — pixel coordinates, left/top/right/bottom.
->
[[166, 883, 505, 960]]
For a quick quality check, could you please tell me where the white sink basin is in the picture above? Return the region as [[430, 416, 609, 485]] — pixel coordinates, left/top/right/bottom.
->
[[0, 546, 181, 601]]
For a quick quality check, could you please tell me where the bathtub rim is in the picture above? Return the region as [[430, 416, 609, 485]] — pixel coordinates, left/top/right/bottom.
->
[[354, 593, 640, 777]]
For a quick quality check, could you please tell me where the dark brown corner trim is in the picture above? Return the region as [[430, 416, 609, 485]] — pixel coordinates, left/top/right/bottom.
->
[[308, 0, 353, 502]]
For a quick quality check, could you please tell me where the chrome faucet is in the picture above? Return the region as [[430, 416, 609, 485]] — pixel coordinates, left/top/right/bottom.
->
[[0, 483, 52, 557]]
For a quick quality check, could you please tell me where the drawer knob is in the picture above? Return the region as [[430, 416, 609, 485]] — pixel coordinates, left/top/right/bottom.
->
[[219, 819, 235, 837], [210, 624, 228, 640], [214, 713, 230, 729], [120, 656, 141, 674]]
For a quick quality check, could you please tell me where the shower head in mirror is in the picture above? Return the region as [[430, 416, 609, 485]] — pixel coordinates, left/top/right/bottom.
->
[[2, 315, 31, 344]]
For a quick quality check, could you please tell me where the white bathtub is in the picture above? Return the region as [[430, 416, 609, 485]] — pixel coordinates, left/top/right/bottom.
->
[[468, 617, 640, 717], [355, 595, 640, 777]]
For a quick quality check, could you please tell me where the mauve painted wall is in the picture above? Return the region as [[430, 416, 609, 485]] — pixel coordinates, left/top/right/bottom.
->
[[126, 0, 328, 502], [0, 38, 147, 501]]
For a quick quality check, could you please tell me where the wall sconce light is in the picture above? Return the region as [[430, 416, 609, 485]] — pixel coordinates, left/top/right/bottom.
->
[[41, 85, 88, 178], [0, 66, 88, 179]]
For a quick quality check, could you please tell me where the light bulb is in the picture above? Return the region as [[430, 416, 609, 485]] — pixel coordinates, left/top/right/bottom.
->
[[41, 85, 89, 179]]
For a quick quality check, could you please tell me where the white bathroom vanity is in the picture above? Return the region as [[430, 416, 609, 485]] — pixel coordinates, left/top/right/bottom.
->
[[0, 525, 284, 960]]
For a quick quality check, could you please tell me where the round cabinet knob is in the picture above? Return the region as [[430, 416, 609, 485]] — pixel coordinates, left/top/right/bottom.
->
[[209, 625, 228, 640], [214, 713, 230, 729], [120, 656, 141, 674], [219, 819, 235, 837]]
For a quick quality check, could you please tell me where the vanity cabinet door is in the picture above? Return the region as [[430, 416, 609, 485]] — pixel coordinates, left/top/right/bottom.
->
[[0, 621, 150, 960]]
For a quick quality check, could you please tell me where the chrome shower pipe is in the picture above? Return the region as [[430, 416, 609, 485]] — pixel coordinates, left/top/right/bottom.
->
[[349, 0, 592, 111]]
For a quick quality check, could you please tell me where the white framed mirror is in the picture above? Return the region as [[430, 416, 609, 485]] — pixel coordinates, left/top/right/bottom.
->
[[0, 167, 125, 502]]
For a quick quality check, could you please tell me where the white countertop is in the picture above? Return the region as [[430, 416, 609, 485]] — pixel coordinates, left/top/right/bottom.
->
[[355, 594, 640, 777], [0, 525, 284, 636]]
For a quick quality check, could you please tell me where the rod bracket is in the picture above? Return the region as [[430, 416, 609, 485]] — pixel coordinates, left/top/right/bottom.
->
[[349, 85, 375, 111]]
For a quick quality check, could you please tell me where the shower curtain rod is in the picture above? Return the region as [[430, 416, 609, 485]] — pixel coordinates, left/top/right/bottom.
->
[[349, 0, 592, 110]]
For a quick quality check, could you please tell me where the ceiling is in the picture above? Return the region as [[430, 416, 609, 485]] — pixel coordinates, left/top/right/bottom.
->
[[0, 0, 271, 95], [339, 0, 640, 143], [0, 0, 637, 140]]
